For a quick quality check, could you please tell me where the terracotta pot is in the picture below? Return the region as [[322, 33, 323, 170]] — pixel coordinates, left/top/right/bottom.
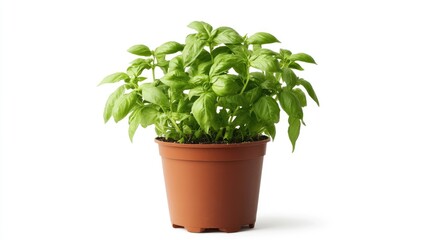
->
[[156, 138, 269, 233]]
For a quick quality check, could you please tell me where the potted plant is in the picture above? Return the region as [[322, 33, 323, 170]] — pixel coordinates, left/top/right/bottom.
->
[[99, 21, 319, 233]]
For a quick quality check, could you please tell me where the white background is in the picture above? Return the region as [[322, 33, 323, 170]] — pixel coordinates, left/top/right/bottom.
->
[[1, 0, 429, 239]]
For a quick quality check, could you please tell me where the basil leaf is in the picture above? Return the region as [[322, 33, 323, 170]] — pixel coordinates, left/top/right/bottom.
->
[[140, 83, 169, 108], [212, 27, 243, 44], [140, 106, 158, 127], [265, 123, 276, 140], [289, 53, 317, 64], [209, 53, 242, 76], [297, 79, 319, 106], [247, 32, 280, 44], [244, 86, 262, 104], [154, 41, 184, 56], [160, 70, 190, 89], [112, 91, 138, 122], [188, 86, 204, 99], [253, 96, 280, 123], [128, 108, 143, 141], [218, 94, 247, 109], [282, 68, 297, 87], [211, 74, 241, 96], [169, 112, 190, 122], [168, 55, 184, 72], [211, 46, 232, 58], [188, 21, 213, 35], [289, 62, 304, 71], [182, 34, 205, 67], [288, 117, 301, 152], [253, 48, 279, 57], [189, 74, 209, 85], [250, 54, 280, 72], [195, 61, 211, 75], [98, 72, 129, 86], [232, 109, 250, 126], [278, 88, 303, 119], [127, 44, 152, 56], [192, 92, 219, 133], [103, 85, 125, 123], [293, 88, 307, 107], [279, 49, 292, 58]]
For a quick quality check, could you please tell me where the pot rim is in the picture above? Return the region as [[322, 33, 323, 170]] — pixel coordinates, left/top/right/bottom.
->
[[155, 137, 270, 149]]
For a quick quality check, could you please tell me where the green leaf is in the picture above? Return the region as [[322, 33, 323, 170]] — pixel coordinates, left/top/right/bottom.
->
[[265, 123, 276, 140], [282, 68, 297, 87], [250, 54, 280, 72], [128, 110, 140, 142], [247, 32, 280, 44], [195, 61, 211, 75], [248, 113, 264, 133], [279, 49, 292, 58], [253, 44, 262, 51], [192, 92, 219, 133], [189, 74, 209, 85], [188, 21, 213, 35], [154, 41, 184, 56], [278, 89, 303, 119], [232, 109, 250, 126], [140, 83, 169, 108], [127, 65, 145, 78], [168, 55, 184, 72], [249, 72, 265, 83], [98, 72, 129, 86], [127, 44, 152, 56], [211, 46, 232, 58], [169, 112, 190, 122], [209, 53, 242, 76], [244, 86, 262, 104], [228, 45, 249, 59], [260, 78, 281, 91], [160, 70, 190, 89], [253, 48, 279, 57], [289, 53, 317, 64], [130, 58, 153, 67], [188, 86, 204, 99], [218, 94, 247, 109], [182, 34, 206, 67], [212, 27, 243, 44], [103, 85, 125, 123], [211, 74, 241, 96], [288, 117, 301, 152], [140, 106, 158, 127], [293, 88, 307, 107], [288, 62, 304, 71], [112, 91, 138, 122], [253, 96, 280, 123], [297, 79, 319, 106]]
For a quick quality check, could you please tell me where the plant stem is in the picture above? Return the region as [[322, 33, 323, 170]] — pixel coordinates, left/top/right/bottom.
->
[[152, 54, 157, 81], [240, 63, 250, 94], [209, 43, 214, 62], [169, 118, 183, 134]]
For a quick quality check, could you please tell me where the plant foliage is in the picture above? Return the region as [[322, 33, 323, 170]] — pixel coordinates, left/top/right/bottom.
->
[[99, 21, 319, 151]]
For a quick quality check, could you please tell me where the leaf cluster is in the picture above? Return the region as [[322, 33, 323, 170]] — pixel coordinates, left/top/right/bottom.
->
[[99, 21, 319, 151]]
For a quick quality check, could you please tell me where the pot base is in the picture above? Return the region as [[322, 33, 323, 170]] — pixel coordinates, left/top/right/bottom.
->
[[172, 223, 255, 233]]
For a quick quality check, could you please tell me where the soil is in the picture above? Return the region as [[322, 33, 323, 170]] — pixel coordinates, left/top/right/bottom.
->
[[156, 135, 269, 144]]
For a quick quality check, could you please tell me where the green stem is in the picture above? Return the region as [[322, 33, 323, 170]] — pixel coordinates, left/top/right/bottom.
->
[[239, 63, 250, 94], [169, 118, 183, 134], [209, 43, 214, 62], [151, 54, 157, 81]]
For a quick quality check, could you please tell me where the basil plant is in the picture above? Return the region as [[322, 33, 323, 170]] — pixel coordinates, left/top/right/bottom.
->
[[99, 21, 319, 151]]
